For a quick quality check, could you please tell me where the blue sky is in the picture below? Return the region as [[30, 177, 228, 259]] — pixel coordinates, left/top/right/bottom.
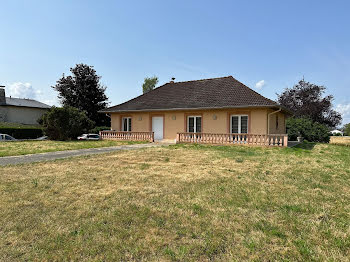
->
[[1, 0, 350, 124]]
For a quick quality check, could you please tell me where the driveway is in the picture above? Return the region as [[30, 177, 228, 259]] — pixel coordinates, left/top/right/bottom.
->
[[0, 143, 165, 166]]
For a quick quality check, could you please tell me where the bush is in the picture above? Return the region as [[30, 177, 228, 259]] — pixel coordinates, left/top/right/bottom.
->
[[286, 117, 330, 143], [89, 126, 111, 134], [39, 106, 94, 141], [0, 127, 43, 139]]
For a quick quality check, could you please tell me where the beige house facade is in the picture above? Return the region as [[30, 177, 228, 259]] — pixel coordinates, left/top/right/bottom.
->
[[109, 108, 286, 141], [101, 76, 290, 144]]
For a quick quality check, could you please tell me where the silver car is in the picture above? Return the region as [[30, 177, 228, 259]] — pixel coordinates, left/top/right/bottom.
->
[[77, 134, 100, 141], [0, 134, 17, 141]]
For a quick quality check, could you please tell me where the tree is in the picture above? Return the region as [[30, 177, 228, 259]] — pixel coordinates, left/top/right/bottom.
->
[[286, 117, 330, 143], [142, 76, 158, 94], [277, 79, 342, 128], [39, 106, 94, 141], [344, 123, 350, 136], [52, 64, 109, 126]]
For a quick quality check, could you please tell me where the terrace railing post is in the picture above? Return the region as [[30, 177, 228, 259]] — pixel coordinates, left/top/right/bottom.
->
[[284, 135, 288, 147]]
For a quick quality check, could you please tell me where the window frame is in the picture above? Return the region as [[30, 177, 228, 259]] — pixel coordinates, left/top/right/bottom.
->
[[187, 115, 202, 133], [230, 114, 249, 134], [122, 117, 132, 132]]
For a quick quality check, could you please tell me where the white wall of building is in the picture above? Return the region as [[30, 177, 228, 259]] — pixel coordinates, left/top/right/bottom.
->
[[0, 105, 48, 125]]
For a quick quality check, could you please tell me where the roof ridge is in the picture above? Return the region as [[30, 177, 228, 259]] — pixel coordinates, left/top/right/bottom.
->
[[167, 76, 232, 85], [8, 96, 38, 101], [4, 96, 51, 108]]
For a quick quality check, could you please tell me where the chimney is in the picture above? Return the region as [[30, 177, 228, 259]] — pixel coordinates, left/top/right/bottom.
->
[[170, 77, 175, 83], [0, 85, 5, 105]]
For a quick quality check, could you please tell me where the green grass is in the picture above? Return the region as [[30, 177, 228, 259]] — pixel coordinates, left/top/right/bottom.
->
[[0, 140, 147, 157], [0, 143, 349, 261]]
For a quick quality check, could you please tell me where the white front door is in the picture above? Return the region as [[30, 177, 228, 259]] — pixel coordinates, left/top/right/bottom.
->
[[152, 117, 164, 140]]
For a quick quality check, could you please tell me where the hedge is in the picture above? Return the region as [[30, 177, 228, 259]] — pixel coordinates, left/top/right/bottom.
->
[[0, 128, 43, 139]]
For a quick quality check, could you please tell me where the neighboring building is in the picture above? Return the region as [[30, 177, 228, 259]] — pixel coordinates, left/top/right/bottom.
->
[[0, 86, 51, 125], [101, 76, 291, 142], [330, 129, 344, 136]]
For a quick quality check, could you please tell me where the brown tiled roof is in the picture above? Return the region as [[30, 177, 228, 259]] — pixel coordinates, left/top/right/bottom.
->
[[101, 76, 280, 113]]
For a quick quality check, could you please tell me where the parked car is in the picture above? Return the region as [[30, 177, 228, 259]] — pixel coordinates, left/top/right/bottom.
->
[[77, 134, 100, 141], [0, 134, 17, 141], [36, 136, 48, 140]]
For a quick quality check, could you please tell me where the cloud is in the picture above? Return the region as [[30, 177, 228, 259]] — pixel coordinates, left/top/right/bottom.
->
[[255, 80, 266, 89], [336, 103, 350, 124], [6, 82, 40, 99], [6, 82, 57, 106]]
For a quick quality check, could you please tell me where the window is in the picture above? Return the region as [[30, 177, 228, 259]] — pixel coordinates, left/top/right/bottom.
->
[[276, 115, 279, 129], [187, 116, 202, 133], [5, 135, 14, 141], [122, 117, 132, 131], [231, 115, 248, 134], [87, 134, 100, 139]]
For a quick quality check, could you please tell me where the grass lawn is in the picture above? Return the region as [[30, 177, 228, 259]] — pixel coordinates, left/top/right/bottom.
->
[[0, 140, 146, 157], [0, 143, 349, 261]]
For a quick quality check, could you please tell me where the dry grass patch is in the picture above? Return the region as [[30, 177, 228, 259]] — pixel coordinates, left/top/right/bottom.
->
[[330, 136, 350, 146], [0, 140, 146, 157], [0, 143, 349, 261]]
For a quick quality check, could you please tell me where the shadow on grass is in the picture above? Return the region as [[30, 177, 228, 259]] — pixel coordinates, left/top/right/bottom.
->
[[292, 141, 316, 150]]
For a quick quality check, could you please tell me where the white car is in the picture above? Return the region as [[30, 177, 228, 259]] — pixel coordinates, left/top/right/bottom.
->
[[77, 134, 100, 141], [0, 133, 17, 141]]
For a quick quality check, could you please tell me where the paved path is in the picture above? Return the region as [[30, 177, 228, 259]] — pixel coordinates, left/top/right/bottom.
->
[[0, 143, 166, 166], [288, 141, 302, 147]]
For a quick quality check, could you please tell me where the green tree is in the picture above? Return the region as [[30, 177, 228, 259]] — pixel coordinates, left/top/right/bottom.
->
[[344, 123, 350, 136], [142, 76, 158, 94], [39, 106, 94, 141], [52, 64, 109, 126], [277, 80, 342, 128]]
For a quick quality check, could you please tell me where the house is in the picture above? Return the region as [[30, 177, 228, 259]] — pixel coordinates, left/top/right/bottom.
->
[[0, 86, 51, 125], [100, 76, 290, 146]]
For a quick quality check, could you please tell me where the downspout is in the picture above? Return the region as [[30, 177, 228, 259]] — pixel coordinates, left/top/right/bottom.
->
[[267, 108, 282, 134], [105, 113, 112, 130]]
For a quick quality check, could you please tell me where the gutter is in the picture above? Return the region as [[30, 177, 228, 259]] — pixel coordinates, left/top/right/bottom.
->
[[99, 105, 288, 114], [267, 108, 282, 134]]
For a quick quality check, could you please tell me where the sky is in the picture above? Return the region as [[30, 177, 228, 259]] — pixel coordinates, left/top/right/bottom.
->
[[1, 0, 350, 124]]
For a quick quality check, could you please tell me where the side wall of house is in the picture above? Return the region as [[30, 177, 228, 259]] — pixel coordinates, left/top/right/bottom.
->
[[268, 110, 286, 134], [2, 106, 48, 125], [110, 108, 280, 140]]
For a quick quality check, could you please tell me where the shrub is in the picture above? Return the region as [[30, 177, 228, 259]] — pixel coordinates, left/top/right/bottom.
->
[[0, 127, 43, 139], [89, 126, 111, 134], [286, 117, 330, 143], [39, 106, 94, 140]]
